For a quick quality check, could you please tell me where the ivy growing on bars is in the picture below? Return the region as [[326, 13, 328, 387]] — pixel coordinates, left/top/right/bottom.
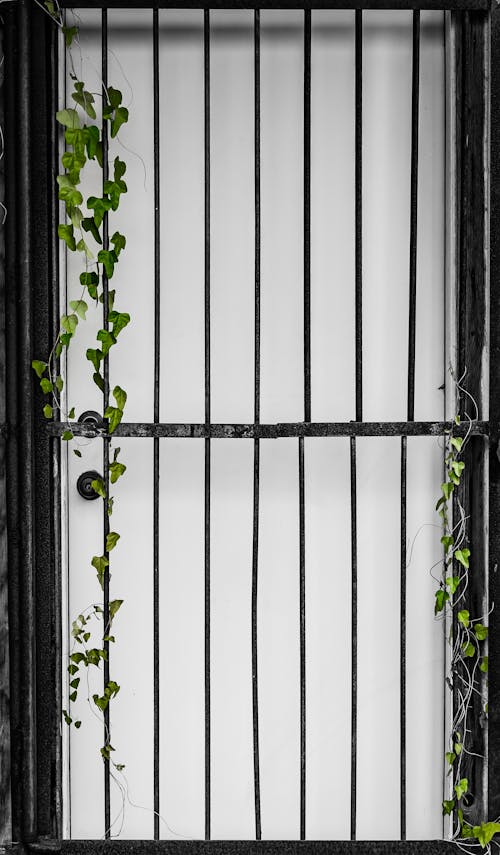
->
[[32, 3, 129, 772], [434, 381, 499, 851]]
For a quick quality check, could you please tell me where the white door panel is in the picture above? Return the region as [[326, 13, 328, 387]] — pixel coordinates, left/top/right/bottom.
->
[[64, 9, 446, 840]]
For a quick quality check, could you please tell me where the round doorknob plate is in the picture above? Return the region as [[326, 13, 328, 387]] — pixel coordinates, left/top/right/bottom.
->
[[77, 470, 102, 501]]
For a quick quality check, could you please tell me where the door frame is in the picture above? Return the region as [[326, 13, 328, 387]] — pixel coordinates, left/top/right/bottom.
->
[[1, 0, 499, 851]]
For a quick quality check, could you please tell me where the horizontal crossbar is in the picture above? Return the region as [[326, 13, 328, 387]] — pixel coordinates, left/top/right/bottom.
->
[[46, 420, 490, 439], [58, 1, 490, 9]]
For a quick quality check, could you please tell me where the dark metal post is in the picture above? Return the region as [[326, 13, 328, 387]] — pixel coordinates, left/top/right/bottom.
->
[[489, 1, 500, 823], [152, 8, 161, 841]]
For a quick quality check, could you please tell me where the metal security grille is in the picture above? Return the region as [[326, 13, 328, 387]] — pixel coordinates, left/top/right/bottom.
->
[[1, 1, 498, 853]]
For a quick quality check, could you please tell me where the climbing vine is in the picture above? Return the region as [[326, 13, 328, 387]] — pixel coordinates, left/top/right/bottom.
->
[[435, 375, 498, 851], [32, 3, 129, 771]]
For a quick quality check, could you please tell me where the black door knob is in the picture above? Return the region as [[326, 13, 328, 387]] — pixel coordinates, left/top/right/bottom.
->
[[78, 410, 104, 428], [77, 470, 102, 500]]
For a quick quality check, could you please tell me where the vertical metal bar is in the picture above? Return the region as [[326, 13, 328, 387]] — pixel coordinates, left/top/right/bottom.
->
[[351, 11, 362, 837], [304, 9, 311, 424], [0, 14, 11, 847], [407, 10, 420, 422], [15, 0, 37, 840], [350, 436, 357, 841], [4, 10, 21, 841], [401, 13, 419, 839], [101, 11, 111, 838], [299, 436, 306, 841], [204, 9, 211, 842], [251, 8, 262, 842], [152, 8, 160, 841], [300, 11, 311, 840], [490, 2, 500, 823], [355, 9, 363, 422], [400, 436, 407, 840]]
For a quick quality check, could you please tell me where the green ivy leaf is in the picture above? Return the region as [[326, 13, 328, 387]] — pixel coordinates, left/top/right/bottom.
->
[[40, 378, 53, 394], [74, 449, 82, 458], [91, 555, 109, 590], [97, 328, 116, 355], [109, 311, 130, 337], [82, 216, 102, 245], [461, 822, 474, 839], [111, 231, 126, 255], [458, 609, 470, 628], [62, 430, 73, 441], [60, 332, 72, 349], [480, 656, 489, 673], [69, 300, 88, 320], [474, 623, 488, 641], [56, 108, 80, 129], [62, 25, 78, 47], [97, 249, 117, 279], [445, 752, 455, 766], [113, 385, 127, 411], [441, 535, 454, 551], [80, 271, 99, 288], [114, 157, 126, 182], [72, 80, 96, 120], [435, 588, 449, 615], [104, 405, 123, 434], [43, 404, 53, 419], [87, 196, 112, 229], [85, 125, 100, 160], [93, 372, 105, 392], [91, 478, 106, 499], [111, 105, 129, 138], [462, 641, 475, 658], [441, 481, 454, 501], [57, 175, 83, 208], [106, 680, 120, 698], [106, 531, 120, 552], [76, 238, 93, 260], [450, 436, 463, 452], [32, 360, 47, 378], [442, 799, 455, 815], [58, 223, 77, 251], [451, 460, 465, 476], [69, 206, 83, 229], [61, 314, 78, 335], [445, 576, 460, 595], [472, 822, 500, 847], [68, 407, 75, 419], [454, 778, 468, 800], [105, 86, 123, 111], [109, 461, 126, 484], [109, 599, 123, 621], [86, 348, 103, 372], [454, 549, 470, 569], [93, 693, 109, 712], [55, 376, 64, 393]]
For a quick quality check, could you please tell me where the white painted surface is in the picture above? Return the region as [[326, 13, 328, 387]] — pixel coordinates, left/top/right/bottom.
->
[[64, 9, 445, 840]]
